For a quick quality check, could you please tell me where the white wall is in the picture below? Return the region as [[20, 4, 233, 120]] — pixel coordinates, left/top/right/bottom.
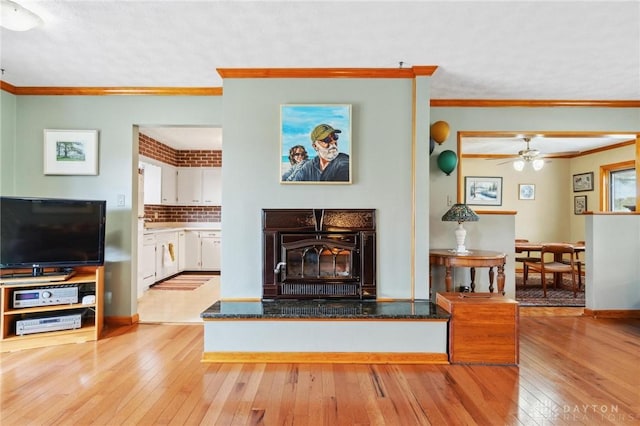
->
[[587, 214, 640, 310]]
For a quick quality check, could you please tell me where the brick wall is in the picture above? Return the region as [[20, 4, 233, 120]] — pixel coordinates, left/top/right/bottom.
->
[[139, 133, 222, 223], [139, 133, 222, 167], [145, 205, 222, 223]]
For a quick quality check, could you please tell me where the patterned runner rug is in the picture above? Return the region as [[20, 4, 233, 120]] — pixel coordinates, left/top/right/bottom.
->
[[150, 273, 216, 291], [516, 272, 585, 306]]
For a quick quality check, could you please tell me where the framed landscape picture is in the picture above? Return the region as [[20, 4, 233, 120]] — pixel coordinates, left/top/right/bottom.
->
[[44, 129, 99, 175], [464, 176, 503, 206], [280, 104, 352, 184]]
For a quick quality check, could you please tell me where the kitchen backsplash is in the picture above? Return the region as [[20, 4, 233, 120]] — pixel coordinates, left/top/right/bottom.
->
[[144, 205, 221, 223], [139, 133, 222, 167]]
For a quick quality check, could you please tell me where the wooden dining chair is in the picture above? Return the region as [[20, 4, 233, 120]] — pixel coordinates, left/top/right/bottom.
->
[[524, 243, 579, 298], [515, 239, 540, 287], [561, 241, 585, 289]]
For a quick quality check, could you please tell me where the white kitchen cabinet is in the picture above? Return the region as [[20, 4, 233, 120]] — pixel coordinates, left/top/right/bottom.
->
[[184, 231, 201, 270], [140, 233, 157, 295], [184, 230, 221, 271], [177, 168, 202, 204], [201, 231, 221, 270], [177, 167, 221, 205], [161, 163, 177, 205], [178, 231, 187, 271], [141, 161, 162, 205], [155, 231, 179, 280], [202, 168, 222, 205]]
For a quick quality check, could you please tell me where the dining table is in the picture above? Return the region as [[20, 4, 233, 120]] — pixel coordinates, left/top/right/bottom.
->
[[515, 241, 585, 287]]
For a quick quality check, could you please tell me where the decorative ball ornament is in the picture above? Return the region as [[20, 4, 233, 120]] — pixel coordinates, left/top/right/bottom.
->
[[429, 138, 435, 155], [437, 150, 458, 175], [430, 121, 450, 144]]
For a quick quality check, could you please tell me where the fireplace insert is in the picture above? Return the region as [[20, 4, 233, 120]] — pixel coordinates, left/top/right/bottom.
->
[[263, 209, 376, 299]]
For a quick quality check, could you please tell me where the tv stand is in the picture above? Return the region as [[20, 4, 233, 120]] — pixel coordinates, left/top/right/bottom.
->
[[0, 270, 76, 284], [0, 266, 103, 352]]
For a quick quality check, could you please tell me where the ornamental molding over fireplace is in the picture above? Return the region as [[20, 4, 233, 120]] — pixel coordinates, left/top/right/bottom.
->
[[262, 208, 376, 300]]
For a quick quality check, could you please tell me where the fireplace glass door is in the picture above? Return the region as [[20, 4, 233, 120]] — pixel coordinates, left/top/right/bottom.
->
[[283, 236, 357, 281]]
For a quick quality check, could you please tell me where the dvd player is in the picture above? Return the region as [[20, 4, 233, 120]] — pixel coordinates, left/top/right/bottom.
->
[[16, 314, 82, 335]]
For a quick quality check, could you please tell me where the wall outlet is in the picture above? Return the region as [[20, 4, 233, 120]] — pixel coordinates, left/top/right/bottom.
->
[[117, 194, 125, 206], [154, 212, 159, 219]]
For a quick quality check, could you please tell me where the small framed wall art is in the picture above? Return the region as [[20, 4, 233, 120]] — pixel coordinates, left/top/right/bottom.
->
[[518, 184, 535, 200], [572, 172, 593, 192], [44, 129, 99, 175], [574, 195, 587, 214], [464, 176, 503, 206]]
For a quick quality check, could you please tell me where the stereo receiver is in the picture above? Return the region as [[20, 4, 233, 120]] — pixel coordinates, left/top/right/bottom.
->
[[16, 314, 82, 335], [13, 286, 78, 308]]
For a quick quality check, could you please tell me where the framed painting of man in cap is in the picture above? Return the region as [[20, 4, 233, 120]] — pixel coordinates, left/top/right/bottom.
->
[[280, 104, 352, 184]]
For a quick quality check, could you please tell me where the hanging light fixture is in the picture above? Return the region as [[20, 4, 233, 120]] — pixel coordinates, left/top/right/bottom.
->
[[1, 0, 43, 31], [513, 160, 525, 171], [532, 159, 545, 171], [513, 137, 545, 171]]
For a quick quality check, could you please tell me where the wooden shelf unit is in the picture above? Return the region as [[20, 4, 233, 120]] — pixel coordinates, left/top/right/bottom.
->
[[0, 266, 104, 352]]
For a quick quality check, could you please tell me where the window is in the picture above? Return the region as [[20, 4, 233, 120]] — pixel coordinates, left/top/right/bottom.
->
[[600, 160, 636, 212]]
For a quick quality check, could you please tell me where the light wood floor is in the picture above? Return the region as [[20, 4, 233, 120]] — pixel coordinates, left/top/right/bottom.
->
[[137, 276, 220, 323], [1, 316, 638, 425]]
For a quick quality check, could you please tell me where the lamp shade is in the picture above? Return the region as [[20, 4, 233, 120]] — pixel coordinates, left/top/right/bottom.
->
[[437, 150, 458, 175], [442, 203, 479, 223], [430, 121, 450, 144]]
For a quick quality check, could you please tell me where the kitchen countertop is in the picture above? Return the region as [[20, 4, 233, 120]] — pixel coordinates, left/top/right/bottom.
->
[[201, 299, 449, 320]]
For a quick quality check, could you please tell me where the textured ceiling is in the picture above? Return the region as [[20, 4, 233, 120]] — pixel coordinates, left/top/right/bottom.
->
[[2, 1, 638, 151], [1, 1, 639, 101]]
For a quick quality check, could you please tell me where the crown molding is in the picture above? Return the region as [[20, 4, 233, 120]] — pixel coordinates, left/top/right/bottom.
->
[[0, 83, 222, 96], [1, 79, 637, 108], [430, 99, 640, 107], [217, 67, 437, 79]]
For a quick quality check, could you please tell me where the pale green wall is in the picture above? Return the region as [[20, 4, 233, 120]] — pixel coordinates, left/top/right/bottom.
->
[[3, 90, 638, 314], [429, 106, 639, 307], [1, 91, 17, 193], [220, 78, 425, 300], [2, 94, 222, 316]]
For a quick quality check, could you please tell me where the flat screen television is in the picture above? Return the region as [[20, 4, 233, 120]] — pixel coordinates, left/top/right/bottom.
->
[[0, 196, 106, 276]]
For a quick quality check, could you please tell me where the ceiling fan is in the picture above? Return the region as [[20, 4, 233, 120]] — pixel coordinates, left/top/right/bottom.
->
[[499, 137, 548, 171]]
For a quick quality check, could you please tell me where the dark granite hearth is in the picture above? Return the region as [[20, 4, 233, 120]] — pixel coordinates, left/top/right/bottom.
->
[[202, 299, 449, 320]]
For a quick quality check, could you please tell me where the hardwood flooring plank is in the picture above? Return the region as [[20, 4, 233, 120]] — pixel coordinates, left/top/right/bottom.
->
[[1, 317, 638, 425]]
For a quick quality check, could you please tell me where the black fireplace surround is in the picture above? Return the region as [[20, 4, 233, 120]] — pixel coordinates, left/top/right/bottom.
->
[[262, 209, 376, 300]]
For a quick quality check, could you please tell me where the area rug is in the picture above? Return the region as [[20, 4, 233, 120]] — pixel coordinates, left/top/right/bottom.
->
[[516, 273, 585, 307], [150, 274, 215, 291]]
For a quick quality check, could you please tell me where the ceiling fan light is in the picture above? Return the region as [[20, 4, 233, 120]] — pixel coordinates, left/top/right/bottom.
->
[[513, 160, 525, 171], [532, 159, 545, 171], [1, 0, 43, 31]]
